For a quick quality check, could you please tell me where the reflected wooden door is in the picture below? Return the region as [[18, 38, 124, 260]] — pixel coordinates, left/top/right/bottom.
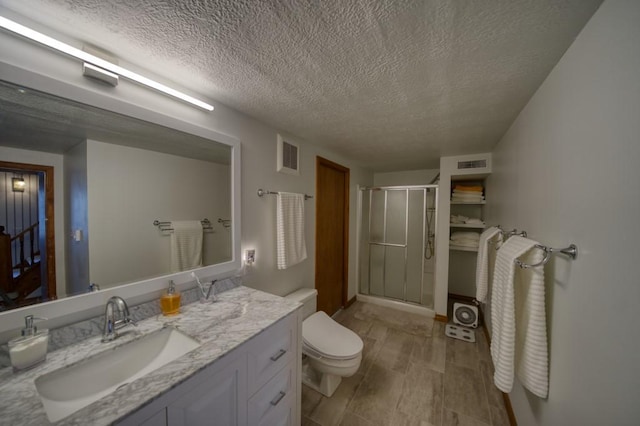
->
[[0, 161, 56, 308], [315, 157, 349, 316]]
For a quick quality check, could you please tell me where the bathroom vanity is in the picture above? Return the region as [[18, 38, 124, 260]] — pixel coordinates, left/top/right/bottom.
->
[[0, 286, 302, 425]]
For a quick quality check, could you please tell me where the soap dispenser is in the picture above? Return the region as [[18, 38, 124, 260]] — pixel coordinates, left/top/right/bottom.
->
[[8, 315, 49, 372], [160, 280, 181, 316]]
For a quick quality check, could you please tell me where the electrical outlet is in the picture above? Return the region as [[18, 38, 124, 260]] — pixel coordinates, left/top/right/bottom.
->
[[245, 249, 256, 265]]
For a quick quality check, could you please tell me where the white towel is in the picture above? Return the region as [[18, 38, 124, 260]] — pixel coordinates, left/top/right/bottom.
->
[[475, 227, 503, 303], [514, 245, 549, 398], [276, 192, 307, 269], [490, 236, 538, 394], [170, 221, 203, 272], [451, 231, 481, 241]]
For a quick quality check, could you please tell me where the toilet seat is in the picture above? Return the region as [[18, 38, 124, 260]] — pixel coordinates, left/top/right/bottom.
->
[[302, 311, 363, 360]]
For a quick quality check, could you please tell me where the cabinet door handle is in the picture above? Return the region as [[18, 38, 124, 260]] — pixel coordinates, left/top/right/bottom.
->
[[270, 391, 286, 406], [270, 349, 287, 362]]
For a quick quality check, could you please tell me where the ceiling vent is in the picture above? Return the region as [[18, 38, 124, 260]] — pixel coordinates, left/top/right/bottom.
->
[[277, 134, 299, 175], [457, 159, 486, 170]]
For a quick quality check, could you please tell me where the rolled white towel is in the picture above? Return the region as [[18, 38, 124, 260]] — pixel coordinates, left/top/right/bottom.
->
[[451, 231, 481, 241], [465, 218, 485, 225]]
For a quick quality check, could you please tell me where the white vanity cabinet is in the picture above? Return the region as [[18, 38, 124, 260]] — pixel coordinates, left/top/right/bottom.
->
[[117, 310, 301, 426]]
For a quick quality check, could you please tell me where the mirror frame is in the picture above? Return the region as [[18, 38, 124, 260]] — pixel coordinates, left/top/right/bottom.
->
[[0, 62, 241, 336]]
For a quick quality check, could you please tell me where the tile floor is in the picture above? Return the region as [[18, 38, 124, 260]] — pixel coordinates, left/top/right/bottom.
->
[[301, 301, 510, 426]]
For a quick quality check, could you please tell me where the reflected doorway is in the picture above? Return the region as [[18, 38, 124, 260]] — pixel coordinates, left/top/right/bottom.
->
[[0, 161, 56, 310]]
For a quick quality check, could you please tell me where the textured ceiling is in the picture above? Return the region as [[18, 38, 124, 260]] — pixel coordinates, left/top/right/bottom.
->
[[0, 0, 602, 171]]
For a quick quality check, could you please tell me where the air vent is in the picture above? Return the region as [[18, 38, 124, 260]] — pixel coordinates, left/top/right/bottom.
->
[[277, 134, 299, 175], [282, 141, 297, 170], [458, 160, 486, 169]]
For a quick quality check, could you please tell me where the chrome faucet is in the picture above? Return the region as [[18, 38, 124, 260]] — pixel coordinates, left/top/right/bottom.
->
[[102, 296, 136, 342], [200, 279, 219, 303]]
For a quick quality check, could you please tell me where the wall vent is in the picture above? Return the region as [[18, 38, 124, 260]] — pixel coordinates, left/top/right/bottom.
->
[[277, 134, 299, 175], [457, 159, 486, 170]]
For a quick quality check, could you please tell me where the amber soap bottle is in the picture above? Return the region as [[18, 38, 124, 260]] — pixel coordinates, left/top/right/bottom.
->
[[160, 280, 181, 316]]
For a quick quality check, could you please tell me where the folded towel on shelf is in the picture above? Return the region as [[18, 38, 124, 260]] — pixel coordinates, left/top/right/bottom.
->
[[453, 189, 483, 195], [171, 221, 203, 272], [475, 227, 503, 303], [452, 192, 485, 199], [451, 195, 485, 203], [465, 218, 485, 225], [450, 214, 469, 224], [454, 185, 483, 192], [451, 231, 481, 241], [491, 236, 548, 398], [276, 192, 308, 269], [450, 240, 479, 249]]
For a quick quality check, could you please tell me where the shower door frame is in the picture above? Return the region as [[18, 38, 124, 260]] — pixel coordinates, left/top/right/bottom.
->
[[360, 184, 438, 306]]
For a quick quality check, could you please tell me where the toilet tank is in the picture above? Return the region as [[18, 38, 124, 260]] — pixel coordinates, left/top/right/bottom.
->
[[285, 288, 317, 319]]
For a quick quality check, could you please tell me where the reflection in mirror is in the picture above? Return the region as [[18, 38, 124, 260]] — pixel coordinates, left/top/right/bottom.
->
[[0, 80, 232, 312]]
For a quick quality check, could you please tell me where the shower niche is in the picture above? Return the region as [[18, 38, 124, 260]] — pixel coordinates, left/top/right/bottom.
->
[[358, 185, 437, 309]]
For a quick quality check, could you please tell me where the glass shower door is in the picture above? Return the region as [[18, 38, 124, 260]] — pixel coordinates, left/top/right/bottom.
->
[[361, 186, 435, 307]]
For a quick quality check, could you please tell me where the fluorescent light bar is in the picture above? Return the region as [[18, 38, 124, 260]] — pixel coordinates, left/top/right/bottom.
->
[[0, 16, 214, 111]]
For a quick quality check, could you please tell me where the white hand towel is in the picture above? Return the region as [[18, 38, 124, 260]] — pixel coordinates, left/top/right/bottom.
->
[[475, 227, 503, 303], [276, 192, 307, 269], [514, 245, 549, 398], [490, 236, 538, 394], [170, 221, 203, 272]]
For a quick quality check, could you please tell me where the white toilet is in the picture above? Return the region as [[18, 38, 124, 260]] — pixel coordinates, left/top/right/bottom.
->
[[285, 288, 363, 397]]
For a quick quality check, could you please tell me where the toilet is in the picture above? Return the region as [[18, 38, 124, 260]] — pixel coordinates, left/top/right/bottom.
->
[[285, 288, 363, 397]]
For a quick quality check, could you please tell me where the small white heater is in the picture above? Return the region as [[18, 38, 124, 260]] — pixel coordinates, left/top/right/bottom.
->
[[452, 302, 479, 328]]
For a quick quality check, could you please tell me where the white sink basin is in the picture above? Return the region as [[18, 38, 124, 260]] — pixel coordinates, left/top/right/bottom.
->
[[35, 327, 200, 422]]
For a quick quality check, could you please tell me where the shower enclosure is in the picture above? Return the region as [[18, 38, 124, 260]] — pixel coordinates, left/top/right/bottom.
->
[[358, 185, 437, 310]]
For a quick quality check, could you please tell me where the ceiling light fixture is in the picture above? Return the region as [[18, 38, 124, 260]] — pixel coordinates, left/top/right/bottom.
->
[[0, 16, 214, 111]]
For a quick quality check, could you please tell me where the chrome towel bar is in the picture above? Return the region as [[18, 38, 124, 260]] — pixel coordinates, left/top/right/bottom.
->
[[257, 188, 313, 200], [153, 218, 213, 232]]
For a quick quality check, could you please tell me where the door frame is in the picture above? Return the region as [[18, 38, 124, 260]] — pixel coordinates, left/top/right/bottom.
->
[[315, 156, 350, 309], [0, 161, 56, 300]]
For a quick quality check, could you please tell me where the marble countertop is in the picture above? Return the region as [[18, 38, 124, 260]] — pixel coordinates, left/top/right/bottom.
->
[[0, 286, 301, 425]]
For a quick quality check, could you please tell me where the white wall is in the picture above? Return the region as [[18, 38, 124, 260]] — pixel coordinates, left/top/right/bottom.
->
[[86, 140, 230, 287], [373, 168, 439, 187], [0, 146, 66, 297], [0, 19, 373, 308], [485, 1, 639, 424]]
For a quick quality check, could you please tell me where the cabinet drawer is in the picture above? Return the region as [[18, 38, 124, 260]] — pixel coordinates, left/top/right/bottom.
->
[[248, 362, 294, 426], [247, 314, 295, 394]]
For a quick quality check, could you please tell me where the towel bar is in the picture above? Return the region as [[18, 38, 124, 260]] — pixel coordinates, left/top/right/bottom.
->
[[257, 188, 313, 200], [516, 244, 578, 269], [153, 218, 213, 232]]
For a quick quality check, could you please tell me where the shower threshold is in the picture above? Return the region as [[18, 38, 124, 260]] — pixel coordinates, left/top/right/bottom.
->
[[356, 294, 435, 318]]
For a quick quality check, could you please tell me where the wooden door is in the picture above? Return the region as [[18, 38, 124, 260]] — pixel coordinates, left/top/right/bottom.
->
[[315, 157, 349, 315]]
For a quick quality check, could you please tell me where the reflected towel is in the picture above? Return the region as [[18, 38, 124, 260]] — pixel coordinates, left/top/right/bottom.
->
[[490, 236, 538, 394], [170, 221, 203, 272], [475, 227, 503, 303], [276, 192, 307, 269]]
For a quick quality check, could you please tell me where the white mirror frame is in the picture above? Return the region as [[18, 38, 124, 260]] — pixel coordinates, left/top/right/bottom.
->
[[0, 63, 241, 336]]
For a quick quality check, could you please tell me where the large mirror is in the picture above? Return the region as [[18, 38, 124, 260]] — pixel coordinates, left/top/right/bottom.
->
[[0, 79, 236, 312]]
